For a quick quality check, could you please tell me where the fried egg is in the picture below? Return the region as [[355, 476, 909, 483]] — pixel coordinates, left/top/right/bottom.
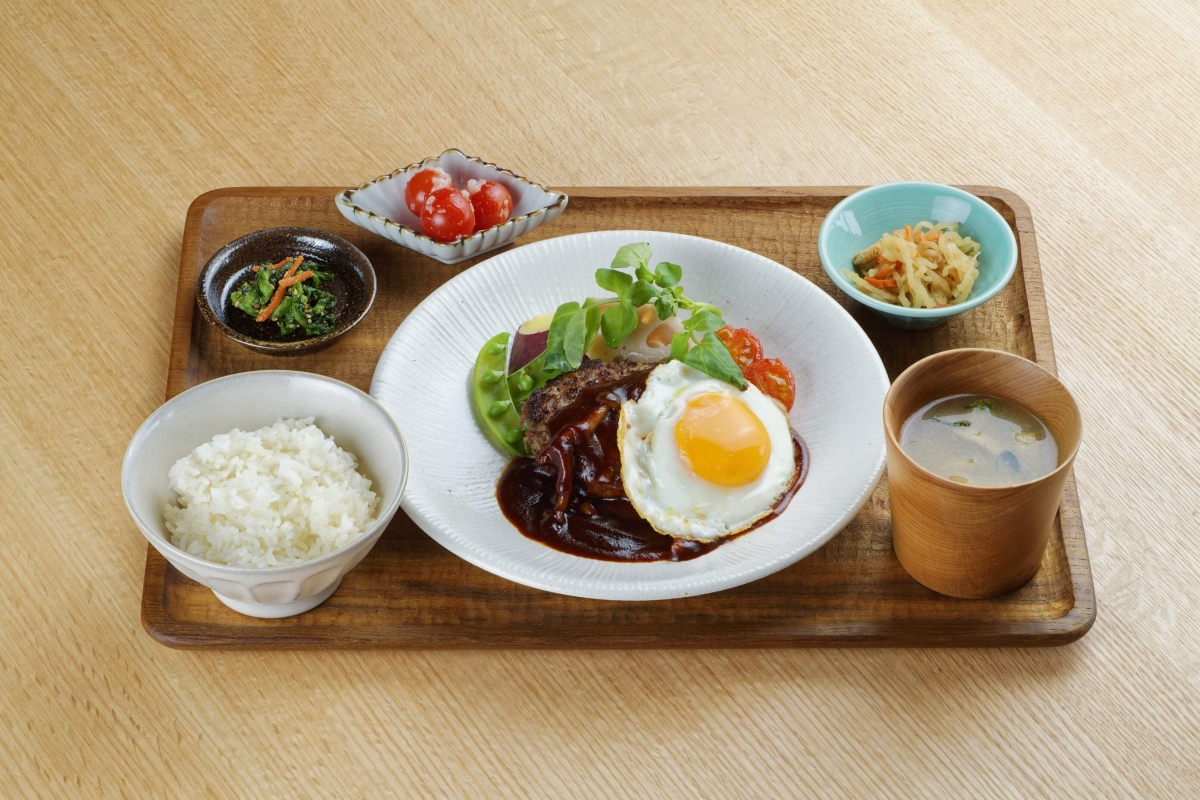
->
[[617, 361, 797, 541]]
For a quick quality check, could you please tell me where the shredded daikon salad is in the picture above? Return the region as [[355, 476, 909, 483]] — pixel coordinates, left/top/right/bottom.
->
[[846, 221, 980, 308]]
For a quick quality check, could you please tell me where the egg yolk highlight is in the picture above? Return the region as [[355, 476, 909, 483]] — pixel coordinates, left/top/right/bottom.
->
[[675, 393, 771, 486]]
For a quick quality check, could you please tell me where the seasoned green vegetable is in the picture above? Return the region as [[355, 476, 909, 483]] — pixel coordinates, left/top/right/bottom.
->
[[473, 332, 528, 456], [230, 259, 338, 337]]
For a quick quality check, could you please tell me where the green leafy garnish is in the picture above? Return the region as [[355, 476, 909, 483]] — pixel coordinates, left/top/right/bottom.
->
[[610, 243, 653, 272], [683, 308, 725, 335], [670, 331, 691, 362], [629, 279, 658, 308], [593, 243, 745, 385], [595, 268, 633, 295], [544, 299, 600, 373], [520, 243, 746, 388], [683, 332, 746, 389], [600, 301, 638, 347], [545, 301, 588, 373], [654, 261, 682, 287], [966, 398, 995, 413]]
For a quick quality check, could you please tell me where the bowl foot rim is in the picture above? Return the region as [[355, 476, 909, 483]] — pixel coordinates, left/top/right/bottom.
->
[[211, 578, 342, 618]]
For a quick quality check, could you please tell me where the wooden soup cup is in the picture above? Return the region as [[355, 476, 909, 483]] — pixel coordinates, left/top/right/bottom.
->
[[883, 349, 1082, 599]]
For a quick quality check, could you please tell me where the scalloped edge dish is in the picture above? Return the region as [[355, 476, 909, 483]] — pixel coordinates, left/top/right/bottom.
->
[[335, 149, 568, 264]]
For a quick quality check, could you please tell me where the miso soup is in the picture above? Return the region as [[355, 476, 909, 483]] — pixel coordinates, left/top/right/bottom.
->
[[899, 394, 1058, 487]]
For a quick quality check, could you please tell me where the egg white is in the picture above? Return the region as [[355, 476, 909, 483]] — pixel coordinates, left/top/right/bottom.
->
[[617, 361, 797, 542]]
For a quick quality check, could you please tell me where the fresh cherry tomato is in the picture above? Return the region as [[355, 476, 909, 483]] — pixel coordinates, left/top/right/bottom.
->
[[467, 179, 514, 231], [421, 187, 475, 242], [746, 358, 796, 411], [404, 167, 453, 217], [716, 326, 764, 370]]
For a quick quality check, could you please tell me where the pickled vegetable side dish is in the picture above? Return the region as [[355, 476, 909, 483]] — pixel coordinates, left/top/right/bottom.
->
[[230, 255, 338, 337]]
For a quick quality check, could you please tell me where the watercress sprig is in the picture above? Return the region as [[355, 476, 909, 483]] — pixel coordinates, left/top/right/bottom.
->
[[536, 242, 746, 388], [545, 298, 601, 373], [603, 243, 745, 388]]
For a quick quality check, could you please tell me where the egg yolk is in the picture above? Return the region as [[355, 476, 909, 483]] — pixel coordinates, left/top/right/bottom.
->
[[675, 393, 771, 486]]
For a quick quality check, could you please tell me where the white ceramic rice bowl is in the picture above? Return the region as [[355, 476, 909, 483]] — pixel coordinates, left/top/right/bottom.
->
[[122, 371, 408, 618]]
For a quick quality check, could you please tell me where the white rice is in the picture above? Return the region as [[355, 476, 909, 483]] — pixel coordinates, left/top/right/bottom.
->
[[163, 418, 379, 568]]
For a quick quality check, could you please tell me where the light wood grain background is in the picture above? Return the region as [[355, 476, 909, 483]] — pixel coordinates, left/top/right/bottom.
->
[[1, 1, 1197, 797]]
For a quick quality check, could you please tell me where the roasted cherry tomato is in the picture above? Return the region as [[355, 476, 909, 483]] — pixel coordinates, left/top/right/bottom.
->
[[404, 167, 453, 217], [467, 179, 514, 231], [421, 187, 475, 242], [716, 326, 764, 370], [746, 358, 796, 411]]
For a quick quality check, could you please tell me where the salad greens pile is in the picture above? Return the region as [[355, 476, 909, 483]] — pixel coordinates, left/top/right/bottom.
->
[[541, 242, 744, 388], [473, 243, 746, 456], [230, 261, 338, 337]]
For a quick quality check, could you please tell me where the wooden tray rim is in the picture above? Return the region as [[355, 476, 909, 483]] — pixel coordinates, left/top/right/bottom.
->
[[142, 185, 1095, 648]]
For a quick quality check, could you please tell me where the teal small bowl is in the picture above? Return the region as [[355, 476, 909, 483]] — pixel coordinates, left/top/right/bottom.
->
[[818, 182, 1018, 330]]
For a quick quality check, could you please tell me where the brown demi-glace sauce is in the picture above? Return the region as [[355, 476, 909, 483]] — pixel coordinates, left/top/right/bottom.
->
[[496, 369, 809, 562]]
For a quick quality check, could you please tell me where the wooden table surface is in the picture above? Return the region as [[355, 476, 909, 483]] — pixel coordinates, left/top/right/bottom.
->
[[2, 1, 1197, 796]]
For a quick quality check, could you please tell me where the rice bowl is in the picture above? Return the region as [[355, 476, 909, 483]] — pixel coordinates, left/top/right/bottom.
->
[[164, 418, 379, 568], [122, 370, 407, 618]]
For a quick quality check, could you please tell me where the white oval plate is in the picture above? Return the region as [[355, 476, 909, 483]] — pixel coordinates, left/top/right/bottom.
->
[[371, 231, 888, 600]]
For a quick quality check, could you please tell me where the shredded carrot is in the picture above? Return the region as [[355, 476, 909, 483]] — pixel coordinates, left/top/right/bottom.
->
[[865, 276, 898, 290], [904, 224, 913, 242], [920, 231, 940, 242], [278, 270, 314, 288], [875, 261, 895, 279], [256, 295, 284, 322], [255, 257, 309, 322], [253, 256, 293, 274]]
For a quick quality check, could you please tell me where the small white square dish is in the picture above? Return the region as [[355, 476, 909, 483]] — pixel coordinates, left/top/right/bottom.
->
[[335, 149, 568, 265]]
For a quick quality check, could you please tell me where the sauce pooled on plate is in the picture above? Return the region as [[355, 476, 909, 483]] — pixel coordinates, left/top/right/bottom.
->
[[497, 368, 807, 562]]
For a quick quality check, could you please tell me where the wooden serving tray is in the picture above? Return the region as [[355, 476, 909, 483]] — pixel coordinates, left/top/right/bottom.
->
[[143, 186, 1094, 648]]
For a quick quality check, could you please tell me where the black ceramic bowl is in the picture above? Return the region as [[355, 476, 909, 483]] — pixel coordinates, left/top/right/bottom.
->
[[196, 227, 376, 356]]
